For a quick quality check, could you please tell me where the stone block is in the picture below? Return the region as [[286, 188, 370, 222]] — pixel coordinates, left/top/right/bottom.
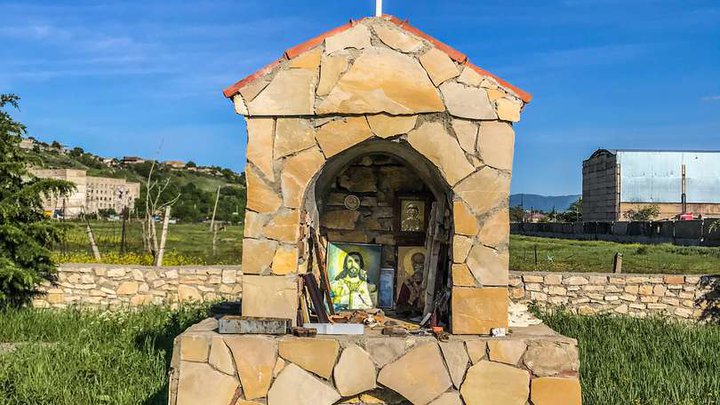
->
[[429, 392, 463, 405], [457, 66, 483, 86], [664, 275, 685, 285], [246, 117, 275, 181], [452, 234, 472, 263], [439, 341, 470, 389], [477, 121, 515, 171], [374, 24, 423, 53], [246, 167, 282, 213], [531, 377, 582, 405], [465, 244, 508, 287], [460, 361, 529, 405], [544, 274, 562, 285], [225, 335, 278, 400], [278, 338, 339, 379], [241, 238, 278, 274], [563, 276, 589, 286], [177, 361, 239, 405], [408, 121, 475, 186], [321, 210, 361, 230], [523, 340, 579, 377], [487, 340, 527, 366], [364, 337, 408, 367], [496, 98, 521, 122], [454, 167, 509, 214], [289, 47, 322, 70], [452, 263, 476, 287], [178, 285, 202, 302], [248, 69, 316, 116], [419, 48, 460, 86], [209, 336, 235, 375], [274, 118, 316, 159], [268, 363, 340, 405], [451, 119, 478, 157], [318, 48, 443, 115], [116, 281, 138, 295], [315, 116, 373, 158], [242, 275, 298, 326], [317, 52, 350, 96], [281, 146, 325, 209], [271, 246, 298, 275], [325, 24, 371, 53], [453, 201, 479, 236], [378, 343, 452, 405], [333, 344, 377, 396], [440, 82, 497, 120], [367, 114, 417, 138], [477, 208, 509, 248], [452, 287, 508, 335]]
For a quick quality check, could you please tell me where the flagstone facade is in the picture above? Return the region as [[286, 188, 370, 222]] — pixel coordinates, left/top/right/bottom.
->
[[228, 15, 530, 334], [168, 317, 581, 405]]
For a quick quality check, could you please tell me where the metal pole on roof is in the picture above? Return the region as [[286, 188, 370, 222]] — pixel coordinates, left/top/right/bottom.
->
[[376, 0, 382, 16]]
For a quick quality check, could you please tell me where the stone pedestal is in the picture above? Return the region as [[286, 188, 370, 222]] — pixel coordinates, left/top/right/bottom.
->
[[168, 318, 581, 405]]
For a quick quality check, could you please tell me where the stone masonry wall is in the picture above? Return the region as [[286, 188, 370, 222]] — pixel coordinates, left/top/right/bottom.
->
[[510, 272, 718, 320], [32, 264, 242, 308], [33, 265, 717, 322], [169, 318, 581, 405]]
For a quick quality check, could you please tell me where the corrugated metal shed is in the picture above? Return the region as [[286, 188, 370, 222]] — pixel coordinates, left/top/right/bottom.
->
[[616, 150, 720, 204]]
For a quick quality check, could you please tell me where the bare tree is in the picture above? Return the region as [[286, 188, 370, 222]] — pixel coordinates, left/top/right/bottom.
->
[[143, 159, 180, 263]]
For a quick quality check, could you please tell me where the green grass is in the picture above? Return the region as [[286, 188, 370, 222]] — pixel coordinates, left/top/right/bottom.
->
[[1, 307, 717, 404], [510, 235, 720, 274], [55, 221, 242, 265], [0, 305, 209, 405], [542, 310, 720, 405]]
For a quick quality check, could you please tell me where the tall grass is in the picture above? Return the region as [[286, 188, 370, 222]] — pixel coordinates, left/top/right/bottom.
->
[[0, 305, 209, 405], [54, 221, 243, 265], [542, 311, 720, 405]]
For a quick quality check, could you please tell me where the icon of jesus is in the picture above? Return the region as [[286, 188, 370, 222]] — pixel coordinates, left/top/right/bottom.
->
[[330, 252, 373, 310]]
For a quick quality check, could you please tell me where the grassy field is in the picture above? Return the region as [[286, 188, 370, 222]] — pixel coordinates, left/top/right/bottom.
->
[[54, 222, 720, 274], [54, 220, 242, 265], [0, 307, 718, 404], [510, 235, 720, 274], [543, 310, 720, 405], [0, 305, 208, 405]]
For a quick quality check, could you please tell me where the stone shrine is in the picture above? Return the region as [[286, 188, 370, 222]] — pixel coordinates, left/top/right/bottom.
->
[[169, 15, 581, 405]]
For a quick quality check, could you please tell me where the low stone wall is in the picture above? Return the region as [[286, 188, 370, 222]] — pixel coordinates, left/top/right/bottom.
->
[[32, 264, 243, 308], [35, 265, 719, 322], [510, 271, 719, 320]]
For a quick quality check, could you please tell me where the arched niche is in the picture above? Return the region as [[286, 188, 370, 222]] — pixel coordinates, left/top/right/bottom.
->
[[301, 139, 455, 325]]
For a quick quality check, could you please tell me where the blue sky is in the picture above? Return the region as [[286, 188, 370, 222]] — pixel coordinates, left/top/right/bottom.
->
[[1, 0, 718, 195]]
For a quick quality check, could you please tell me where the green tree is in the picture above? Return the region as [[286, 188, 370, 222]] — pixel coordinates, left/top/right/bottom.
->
[[558, 198, 582, 222], [510, 206, 525, 222], [625, 204, 660, 221], [0, 94, 74, 307]]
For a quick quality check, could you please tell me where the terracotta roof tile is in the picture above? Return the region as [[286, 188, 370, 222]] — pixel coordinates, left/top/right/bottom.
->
[[223, 15, 531, 103]]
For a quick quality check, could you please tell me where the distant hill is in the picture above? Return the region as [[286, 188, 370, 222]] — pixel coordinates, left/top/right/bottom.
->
[[510, 194, 580, 212], [22, 138, 246, 223]]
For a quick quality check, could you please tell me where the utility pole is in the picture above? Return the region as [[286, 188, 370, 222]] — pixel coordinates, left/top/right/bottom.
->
[[209, 185, 221, 231], [375, 0, 383, 16]]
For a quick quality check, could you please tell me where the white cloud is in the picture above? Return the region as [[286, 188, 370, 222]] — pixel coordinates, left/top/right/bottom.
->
[[701, 95, 720, 103]]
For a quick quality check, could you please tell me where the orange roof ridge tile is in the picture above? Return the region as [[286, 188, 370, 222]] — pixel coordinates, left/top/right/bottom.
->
[[222, 14, 531, 103]]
